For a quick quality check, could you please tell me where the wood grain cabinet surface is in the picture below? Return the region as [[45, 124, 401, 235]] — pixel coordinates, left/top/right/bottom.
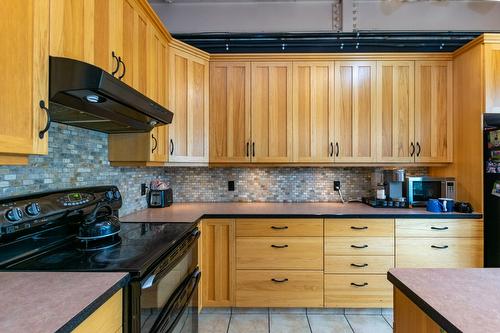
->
[[0, 0, 49, 164], [72, 289, 123, 333]]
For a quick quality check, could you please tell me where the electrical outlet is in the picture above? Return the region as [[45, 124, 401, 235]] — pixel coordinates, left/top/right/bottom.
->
[[334, 180, 341, 191], [141, 183, 147, 196], [228, 180, 235, 191]]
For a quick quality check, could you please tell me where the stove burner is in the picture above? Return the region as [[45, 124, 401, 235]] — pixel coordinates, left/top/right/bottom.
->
[[90, 243, 143, 264], [77, 235, 122, 251]]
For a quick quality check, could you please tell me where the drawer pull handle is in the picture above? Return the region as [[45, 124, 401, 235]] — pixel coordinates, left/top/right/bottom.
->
[[431, 245, 449, 249], [351, 263, 368, 268], [351, 282, 368, 287], [271, 278, 289, 283], [431, 226, 449, 231], [271, 244, 289, 248], [271, 226, 289, 230], [351, 244, 368, 249], [350, 226, 368, 230]]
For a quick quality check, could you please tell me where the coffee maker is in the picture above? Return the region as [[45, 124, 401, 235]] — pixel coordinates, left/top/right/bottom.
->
[[384, 169, 405, 200], [363, 169, 408, 208]]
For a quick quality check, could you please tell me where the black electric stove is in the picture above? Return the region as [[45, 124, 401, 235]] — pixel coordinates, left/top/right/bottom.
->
[[0, 186, 200, 333]]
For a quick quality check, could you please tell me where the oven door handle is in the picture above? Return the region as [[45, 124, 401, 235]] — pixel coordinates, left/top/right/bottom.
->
[[141, 227, 200, 289]]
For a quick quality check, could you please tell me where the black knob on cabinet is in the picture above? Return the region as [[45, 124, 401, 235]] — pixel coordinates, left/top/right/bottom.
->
[[6, 207, 23, 222], [113, 191, 121, 200], [105, 191, 114, 201], [25, 203, 41, 217]]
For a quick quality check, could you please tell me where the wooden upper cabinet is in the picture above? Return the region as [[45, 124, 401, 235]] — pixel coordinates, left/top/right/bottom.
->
[[292, 62, 335, 163], [0, 0, 49, 161], [334, 61, 377, 163], [169, 45, 209, 163], [251, 62, 293, 163], [415, 61, 453, 163], [485, 43, 500, 114], [209, 62, 251, 163], [376, 61, 415, 163]]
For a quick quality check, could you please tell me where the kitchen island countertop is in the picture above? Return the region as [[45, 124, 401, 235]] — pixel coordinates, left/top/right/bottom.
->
[[0, 271, 129, 333], [122, 202, 482, 223], [388, 268, 500, 333]]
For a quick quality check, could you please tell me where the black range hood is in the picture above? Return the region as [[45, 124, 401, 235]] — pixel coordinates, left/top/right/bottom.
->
[[49, 56, 173, 133]]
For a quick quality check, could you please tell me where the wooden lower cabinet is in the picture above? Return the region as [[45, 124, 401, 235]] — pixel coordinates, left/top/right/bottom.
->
[[325, 255, 394, 274], [325, 237, 394, 256], [72, 289, 123, 333], [394, 288, 442, 333], [236, 218, 323, 237], [325, 274, 392, 308], [236, 270, 323, 307]]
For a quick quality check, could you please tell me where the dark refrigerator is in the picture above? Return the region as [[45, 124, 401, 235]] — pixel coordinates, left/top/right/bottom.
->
[[484, 113, 500, 267]]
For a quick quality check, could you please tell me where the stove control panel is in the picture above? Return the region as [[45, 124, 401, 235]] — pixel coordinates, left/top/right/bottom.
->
[[58, 192, 94, 207]]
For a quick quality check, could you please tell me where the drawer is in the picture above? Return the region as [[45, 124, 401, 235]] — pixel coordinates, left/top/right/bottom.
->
[[325, 237, 394, 256], [325, 255, 394, 274], [396, 219, 483, 238], [326, 219, 394, 237], [325, 274, 392, 308], [236, 270, 323, 307], [72, 290, 122, 333], [396, 238, 483, 268], [236, 218, 323, 237], [236, 237, 323, 270]]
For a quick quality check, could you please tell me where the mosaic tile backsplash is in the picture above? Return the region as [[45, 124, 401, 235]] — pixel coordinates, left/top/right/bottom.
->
[[0, 123, 428, 215]]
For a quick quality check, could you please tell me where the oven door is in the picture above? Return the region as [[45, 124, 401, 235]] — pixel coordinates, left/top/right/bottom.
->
[[139, 229, 200, 333]]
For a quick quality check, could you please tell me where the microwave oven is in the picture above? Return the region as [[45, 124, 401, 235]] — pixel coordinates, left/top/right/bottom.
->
[[405, 177, 456, 207]]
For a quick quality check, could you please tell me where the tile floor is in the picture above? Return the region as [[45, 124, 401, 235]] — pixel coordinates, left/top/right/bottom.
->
[[200, 308, 393, 333]]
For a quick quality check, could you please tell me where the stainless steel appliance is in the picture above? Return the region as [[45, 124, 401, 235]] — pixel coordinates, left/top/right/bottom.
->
[[405, 176, 456, 207], [384, 169, 405, 200], [148, 189, 173, 208], [0, 186, 199, 333]]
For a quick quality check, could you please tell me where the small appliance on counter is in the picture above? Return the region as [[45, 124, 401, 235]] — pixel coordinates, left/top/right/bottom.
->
[[148, 179, 173, 208], [405, 176, 456, 207], [364, 169, 409, 208]]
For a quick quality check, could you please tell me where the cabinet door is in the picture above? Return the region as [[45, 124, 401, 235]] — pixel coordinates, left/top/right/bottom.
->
[[376, 61, 415, 163], [0, 0, 49, 158], [210, 62, 251, 163], [201, 219, 235, 307], [293, 62, 335, 163], [169, 48, 209, 163], [334, 61, 377, 162], [251, 62, 293, 163], [415, 61, 453, 163]]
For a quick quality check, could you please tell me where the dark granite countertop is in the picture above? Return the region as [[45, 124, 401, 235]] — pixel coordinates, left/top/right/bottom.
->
[[388, 268, 500, 333], [0, 272, 129, 333], [121, 202, 482, 223]]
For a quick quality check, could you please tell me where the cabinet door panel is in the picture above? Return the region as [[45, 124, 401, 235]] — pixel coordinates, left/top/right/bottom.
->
[[415, 61, 453, 163], [377, 61, 415, 162], [210, 62, 251, 163], [0, 0, 49, 157], [251, 62, 293, 163], [293, 62, 334, 163], [334, 62, 377, 162]]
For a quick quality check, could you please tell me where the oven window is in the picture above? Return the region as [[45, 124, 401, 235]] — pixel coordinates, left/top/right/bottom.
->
[[141, 250, 195, 332], [413, 181, 442, 201]]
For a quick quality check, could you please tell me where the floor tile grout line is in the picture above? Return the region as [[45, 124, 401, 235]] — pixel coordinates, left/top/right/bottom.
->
[[226, 308, 232, 333], [267, 307, 271, 333], [305, 314, 313, 333], [381, 313, 393, 329], [344, 314, 356, 333]]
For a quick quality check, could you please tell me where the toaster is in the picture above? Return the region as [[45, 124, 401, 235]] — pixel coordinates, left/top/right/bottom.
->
[[147, 189, 173, 208]]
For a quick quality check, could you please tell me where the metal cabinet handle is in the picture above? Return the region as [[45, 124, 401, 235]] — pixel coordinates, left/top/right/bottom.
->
[[271, 244, 288, 248], [151, 134, 158, 153], [410, 142, 415, 157], [335, 142, 339, 157], [431, 245, 449, 249], [111, 51, 120, 76], [252, 142, 255, 157], [416, 142, 421, 157], [351, 282, 368, 287], [351, 244, 368, 249], [118, 57, 126, 80], [246, 142, 249, 157], [170, 139, 174, 155], [271, 226, 288, 230], [350, 263, 368, 268], [271, 278, 288, 283], [431, 226, 449, 231], [329, 142, 334, 157], [38, 100, 51, 139], [350, 226, 368, 230]]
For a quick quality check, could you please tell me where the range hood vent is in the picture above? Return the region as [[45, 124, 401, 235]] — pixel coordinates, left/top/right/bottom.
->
[[49, 57, 173, 133]]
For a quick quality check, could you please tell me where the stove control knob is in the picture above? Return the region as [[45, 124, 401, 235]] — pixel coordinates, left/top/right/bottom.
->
[[105, 191, 114, 201], [113, 191, 121, 200], [6, 207, 23, 223], [25, 203, 41, 217]]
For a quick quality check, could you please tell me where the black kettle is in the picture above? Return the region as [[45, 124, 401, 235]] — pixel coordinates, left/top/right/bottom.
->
[[77, 202, 121, 240], [454, 201, 474, 214]]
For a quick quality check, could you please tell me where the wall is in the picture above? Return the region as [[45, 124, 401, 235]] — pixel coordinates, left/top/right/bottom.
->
[[0, 123, 164, 216]]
